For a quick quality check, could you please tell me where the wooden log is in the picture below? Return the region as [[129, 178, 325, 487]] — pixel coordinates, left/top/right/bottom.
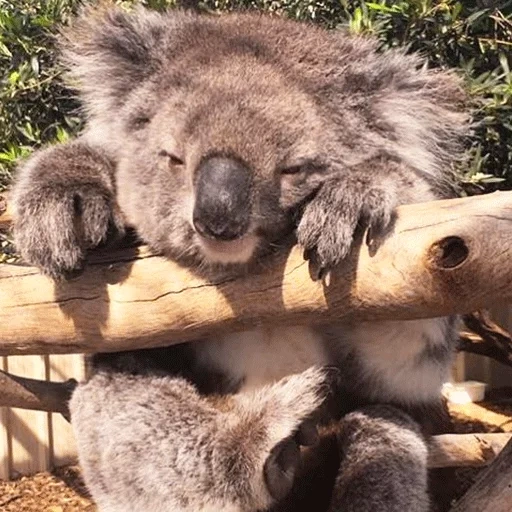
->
[[428, 433, 512, 468], [460, 311, 512, 368], [449, 436, 512, 512], [449, 402, 512, 433], [0, 191, 511, 356]]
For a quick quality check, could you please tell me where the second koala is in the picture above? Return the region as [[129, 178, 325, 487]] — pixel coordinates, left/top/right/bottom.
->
[[12, 6, 468, 512]]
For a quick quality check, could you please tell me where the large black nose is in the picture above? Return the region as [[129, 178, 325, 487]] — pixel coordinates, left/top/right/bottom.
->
[[193, 155, 253, 241]]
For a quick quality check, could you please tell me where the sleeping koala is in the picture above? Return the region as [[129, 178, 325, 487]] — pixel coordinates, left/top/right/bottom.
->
[[12, 6, 468, 512]]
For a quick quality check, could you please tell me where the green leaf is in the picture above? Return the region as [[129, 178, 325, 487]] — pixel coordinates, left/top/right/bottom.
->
[[0, 40, 12, 57]]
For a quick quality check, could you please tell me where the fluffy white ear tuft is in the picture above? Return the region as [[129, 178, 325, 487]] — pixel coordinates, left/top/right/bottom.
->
[[60, 5, 165, 116]]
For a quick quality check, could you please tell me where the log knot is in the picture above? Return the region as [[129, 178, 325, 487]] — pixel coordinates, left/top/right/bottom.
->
[[429, 236, 469, 270]]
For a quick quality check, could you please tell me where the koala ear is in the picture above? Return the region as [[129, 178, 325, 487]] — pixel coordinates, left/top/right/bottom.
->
[[61, 5, 165, 116]]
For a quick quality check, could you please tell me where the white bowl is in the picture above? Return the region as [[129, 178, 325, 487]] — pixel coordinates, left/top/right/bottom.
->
[[442, 381, 487, 404]]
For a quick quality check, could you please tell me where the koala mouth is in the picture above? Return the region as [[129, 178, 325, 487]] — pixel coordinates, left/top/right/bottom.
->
[[196, 234, 259, 265]]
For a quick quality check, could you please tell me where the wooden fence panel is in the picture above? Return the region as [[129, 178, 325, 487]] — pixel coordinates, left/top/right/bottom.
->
[[49, 354, 84, 466], [0, 354, 84, 479], [0, 357, 9, 480], [7, 355, 50, 477]]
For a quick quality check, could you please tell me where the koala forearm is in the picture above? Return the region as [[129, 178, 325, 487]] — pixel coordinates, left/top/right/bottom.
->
[[13, 139, 116, 202], [11, 139, 124, 277]]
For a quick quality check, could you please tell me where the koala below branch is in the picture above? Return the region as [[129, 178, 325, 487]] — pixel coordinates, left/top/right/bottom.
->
[[12, 6, 468, 512]]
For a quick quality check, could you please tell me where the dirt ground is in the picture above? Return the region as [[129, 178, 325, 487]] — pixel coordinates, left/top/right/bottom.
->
[[0, 466, 95, 512], [1, 393, 511, 512]]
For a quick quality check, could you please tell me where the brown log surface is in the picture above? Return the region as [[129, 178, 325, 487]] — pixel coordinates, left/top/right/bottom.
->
[[0, 191, 511, 356], [428, 433, 512, 468]]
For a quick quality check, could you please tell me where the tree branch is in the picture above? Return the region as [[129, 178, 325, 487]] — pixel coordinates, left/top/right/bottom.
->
[[0, 192, 511, 356], [0, 369, 76, 420], [459, 311, 512, 368], [428, 433, 512, 468], [449, 436, 512, 511]]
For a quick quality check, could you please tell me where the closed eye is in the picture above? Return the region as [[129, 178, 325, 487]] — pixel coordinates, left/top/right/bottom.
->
[[159, 150, 185, 166], [280, 165, 304, 175], [132, 116, 151, 130], [280, 159, 326, 176]]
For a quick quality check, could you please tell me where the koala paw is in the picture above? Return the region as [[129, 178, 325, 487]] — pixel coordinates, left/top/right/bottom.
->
[[263, 417, 320, 501], [297, 177, 396, 279], [234, 367, 339, 503], [13, 184, 123, 279]]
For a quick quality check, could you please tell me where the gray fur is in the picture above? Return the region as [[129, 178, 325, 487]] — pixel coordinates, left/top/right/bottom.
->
[[11, 6, 468, 512], [329, 405, 429, 512]]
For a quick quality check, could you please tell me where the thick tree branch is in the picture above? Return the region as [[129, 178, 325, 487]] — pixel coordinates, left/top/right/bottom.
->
[[0, 192, 511, 356], [428, 433, 512, 468], [459, 311, 512, 367]]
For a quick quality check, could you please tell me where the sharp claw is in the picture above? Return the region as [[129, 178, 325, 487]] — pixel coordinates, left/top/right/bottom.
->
[[366, 226, 374, 248], [317, 266, 328, 281], [264, 439, 300, 500], [322, 269, 332, 287]]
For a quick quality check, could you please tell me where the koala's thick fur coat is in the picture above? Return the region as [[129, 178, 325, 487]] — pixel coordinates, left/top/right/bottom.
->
[[12, 6, 468, 512]]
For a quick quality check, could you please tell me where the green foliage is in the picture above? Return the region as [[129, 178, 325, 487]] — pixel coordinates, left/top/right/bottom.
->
[[0, 0, 81, 190], [0, 0, 511, 192]]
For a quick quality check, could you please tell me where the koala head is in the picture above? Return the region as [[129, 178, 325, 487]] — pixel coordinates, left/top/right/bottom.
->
[[64, 7, 341, 271], [63, 7, 466, 273]]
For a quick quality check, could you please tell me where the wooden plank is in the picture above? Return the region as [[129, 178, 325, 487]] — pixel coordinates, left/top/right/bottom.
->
[[48, 354, 84, 467], [449, 402, 512, 433], [7, 355, 50, 477], [0, 357, 9, 480]]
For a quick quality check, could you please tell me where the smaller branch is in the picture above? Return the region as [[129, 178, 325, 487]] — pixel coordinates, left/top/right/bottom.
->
[[449, 402, 512, 433], [459, 311, 512, 368], [428, 433, 512, 468], [449, 436, 512, 512], [0, 369, 76, 421]]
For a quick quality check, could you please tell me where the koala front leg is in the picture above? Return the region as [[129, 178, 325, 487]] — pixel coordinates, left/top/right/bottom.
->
[[12, 140, 124, 278], [69, 366, 332, 512], [328, 405, 430, 512], [297, 157, 422, 277]]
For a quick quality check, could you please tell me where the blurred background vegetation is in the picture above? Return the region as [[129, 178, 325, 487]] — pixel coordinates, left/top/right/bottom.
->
[[0, 0, 511, 195]]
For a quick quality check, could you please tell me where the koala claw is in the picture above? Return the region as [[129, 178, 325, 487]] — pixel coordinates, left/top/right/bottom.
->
[[264, 437, 301, 501], [14, 185, 123, 280], [297, 178, 396, 276], [257, 366, 340, 502], [264, 418, 322, 501]]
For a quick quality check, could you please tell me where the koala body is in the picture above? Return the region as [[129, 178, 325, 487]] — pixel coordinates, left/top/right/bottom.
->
[[12, 6, 467, 512]]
